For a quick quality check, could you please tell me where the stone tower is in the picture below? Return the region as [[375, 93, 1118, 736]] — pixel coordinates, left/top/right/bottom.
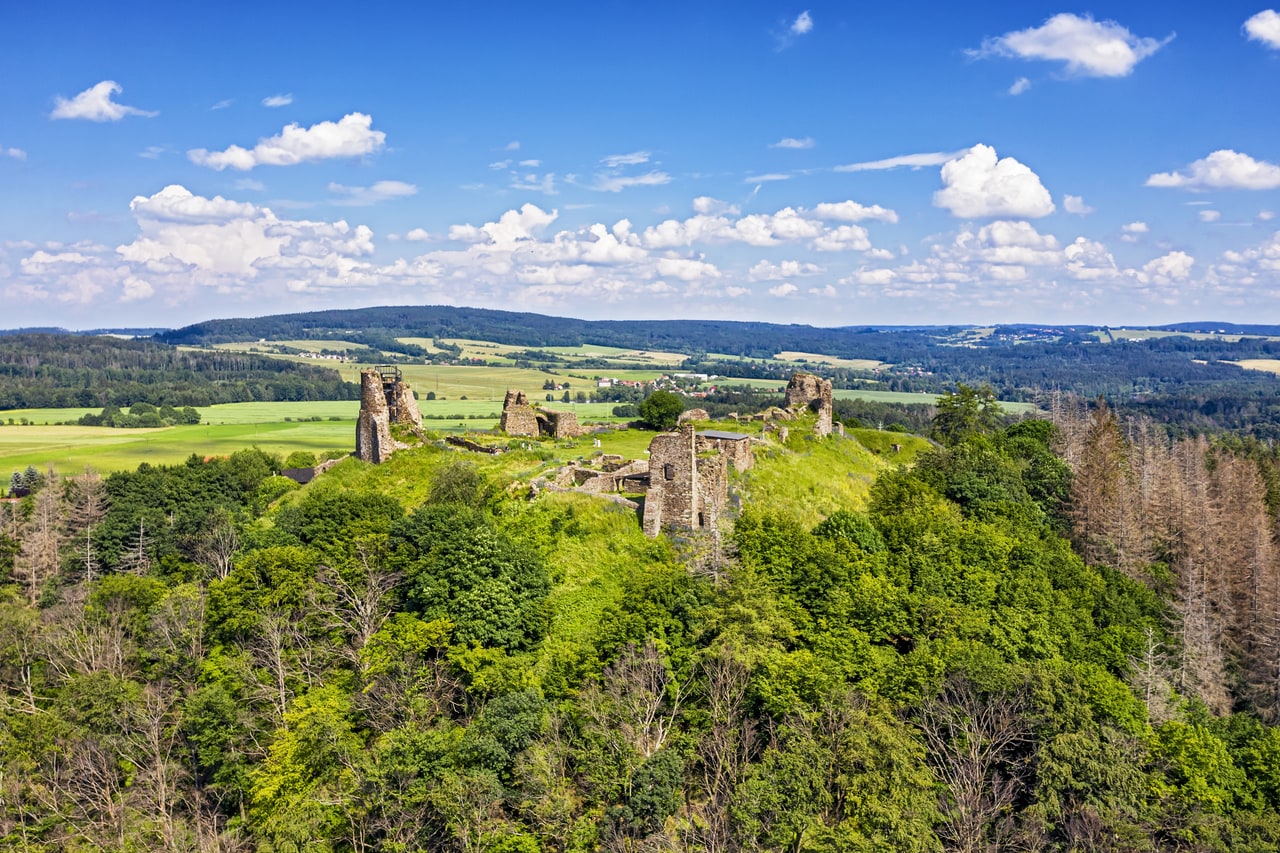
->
[[356, 367, 423, 463], [785, 371, 834, 437]]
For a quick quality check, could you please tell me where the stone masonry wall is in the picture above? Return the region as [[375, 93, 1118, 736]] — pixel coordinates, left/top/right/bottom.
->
[[538, 409, 580, 439], [695, 434, 754, 472], [784, 371, 834, 437], [355, 370, 394, 463], [500, 390, 539, 436], [642, 425, 698, 536]]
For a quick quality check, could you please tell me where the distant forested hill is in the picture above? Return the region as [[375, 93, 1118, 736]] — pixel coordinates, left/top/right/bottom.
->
[[0, 334, 358, 409], [155, 304, 961, 360], [155, 305, 1280, 435]]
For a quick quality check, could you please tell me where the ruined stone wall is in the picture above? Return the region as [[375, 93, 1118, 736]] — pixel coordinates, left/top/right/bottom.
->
[[356, 369, 394, 463], [500, 390, 539, 437], [695, 454, 729, 531], [695, 435, 754, 471], [785, 372, 834, 437], [642, 425, 698, 536], [538, 409, 580, 439], [392, 382, 423, 429]]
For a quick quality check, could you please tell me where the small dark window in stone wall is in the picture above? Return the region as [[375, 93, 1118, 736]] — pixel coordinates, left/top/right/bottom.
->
[[698, 512, 705, 527], [664, 463, 675, 481]]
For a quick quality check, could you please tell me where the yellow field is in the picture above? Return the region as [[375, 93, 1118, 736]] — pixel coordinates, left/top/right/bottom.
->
[[774, 351, 884, 370], [1234, 359, 1280, 374]]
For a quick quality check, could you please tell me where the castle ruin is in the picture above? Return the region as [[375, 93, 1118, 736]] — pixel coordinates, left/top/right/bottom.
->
[[500, 389, 581, 439], [785, 372, 834, 437], [355, 367, 424, 464], [641, 424, 753, 537]]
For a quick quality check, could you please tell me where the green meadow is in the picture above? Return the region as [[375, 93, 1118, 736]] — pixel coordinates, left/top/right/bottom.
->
[[0, 399, 634, 476]]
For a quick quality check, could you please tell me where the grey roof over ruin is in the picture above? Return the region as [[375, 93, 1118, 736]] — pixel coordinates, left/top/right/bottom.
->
[[699, 430, 752, 441]]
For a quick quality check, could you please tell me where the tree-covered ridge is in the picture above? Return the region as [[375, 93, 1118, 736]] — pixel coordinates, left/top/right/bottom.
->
[[1, 415, 1280, 851], [154, 304, 1280, 436], [0, 334, 358, 409]]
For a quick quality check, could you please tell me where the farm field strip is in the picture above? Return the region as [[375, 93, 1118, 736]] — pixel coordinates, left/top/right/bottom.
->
[[773, 351, 884, 370], [1234, 359, 1280, 374]]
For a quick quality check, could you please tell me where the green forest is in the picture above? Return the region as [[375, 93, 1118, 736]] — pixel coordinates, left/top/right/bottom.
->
[[3, 397, 1280, 852], [0, 335, 358, 410]]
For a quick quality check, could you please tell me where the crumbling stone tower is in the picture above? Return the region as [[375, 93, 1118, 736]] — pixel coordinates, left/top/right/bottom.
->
[[500, 389, 581, 439], [356, 367, 423, 463], [785, 371, 834, 437], [500, 390, 540, 436], [642, 424, 729, 537]]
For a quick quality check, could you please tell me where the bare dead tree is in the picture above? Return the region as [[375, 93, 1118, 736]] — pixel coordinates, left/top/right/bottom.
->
[[916, 678, 1032, 853], [118, 517, 153, 576], [42, 592, 134, 680], [195, 508, 239, 581], [684, 646, 755, 853], [130, 681, 190, 852], [312, 537, 401, 677], [14, 484, 64, 606], [65, 466, 108, 583]]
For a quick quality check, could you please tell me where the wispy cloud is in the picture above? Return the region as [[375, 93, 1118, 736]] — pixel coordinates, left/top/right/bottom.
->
[[834, 150, 967, 172], [1009, 77, 1031, 95], [3, 147, 27, 161], [593, 171, 670, 192], [744, 173, 792, 183], [210, 98, 234, 111], [328, 180, 417, 206], [602, 151, 651, 167], [770, 136, 814, 149], [262, 93, 294, 108], [776, 10, 814, 50]]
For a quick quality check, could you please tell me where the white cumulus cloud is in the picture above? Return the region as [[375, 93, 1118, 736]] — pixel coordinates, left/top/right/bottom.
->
[[449, 204, 558, 246], [1200, 209, 1222, 223], [188, 112, 385, 171], [974, 13, 1172, 77], [1139, 250, 1195, 284], [810, 200, 898, 223], [1063, 194, 1094, 215], [1009, 77, 1032, 95], [1245, 10, 1280, 48], [1146, 150, 1280, 191], [933, 144, 1055, 219], [749, 259, 824, 281], [769, 282, 799, 297], [791, 11, 813, 35], [51, 81, 157, 121], [3, 147, 25, 160]]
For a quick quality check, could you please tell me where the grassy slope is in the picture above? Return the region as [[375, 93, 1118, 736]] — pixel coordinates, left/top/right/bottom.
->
[[261, 418, 905, 663], [738, 419, 932, 527]]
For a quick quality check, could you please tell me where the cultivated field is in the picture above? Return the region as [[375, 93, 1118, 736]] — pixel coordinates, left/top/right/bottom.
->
[[0, 399, 632, 476], [1234, 359, 1280, 375]]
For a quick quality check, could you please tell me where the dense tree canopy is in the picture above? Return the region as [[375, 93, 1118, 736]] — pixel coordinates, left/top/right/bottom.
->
[[0, 409, 1279, 851]]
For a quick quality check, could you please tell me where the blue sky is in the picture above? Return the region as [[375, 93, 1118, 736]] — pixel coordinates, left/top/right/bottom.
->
[[3, 2, 1280, 329]]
